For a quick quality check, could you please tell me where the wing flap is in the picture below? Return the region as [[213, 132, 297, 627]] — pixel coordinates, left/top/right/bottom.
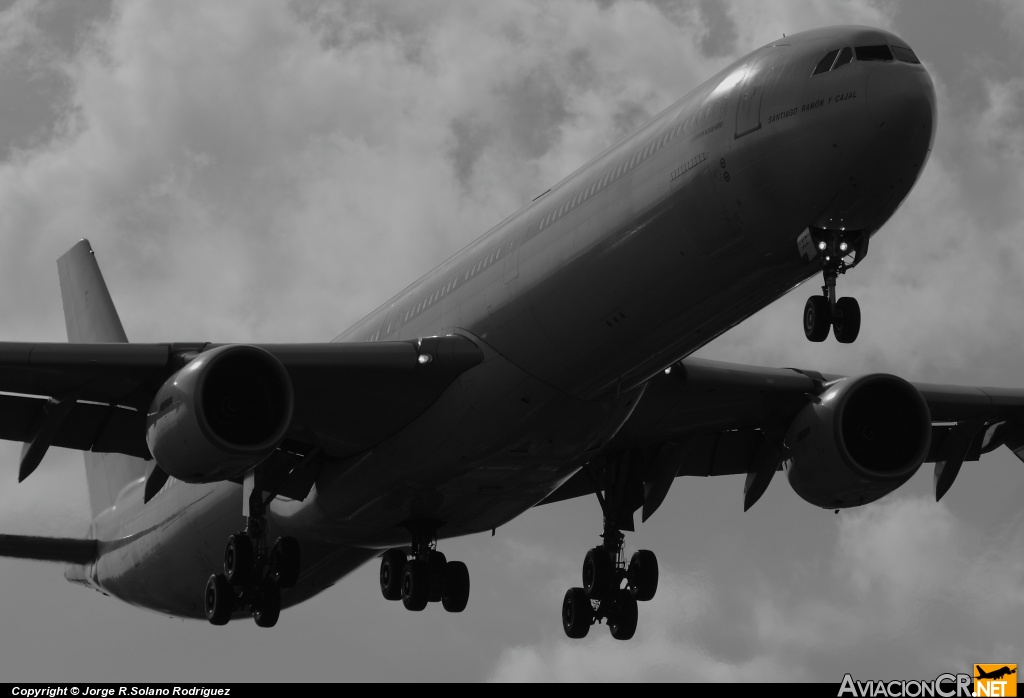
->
[[0, 394, 149, 458]]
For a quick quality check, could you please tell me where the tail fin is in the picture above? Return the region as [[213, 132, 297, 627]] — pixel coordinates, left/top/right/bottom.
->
[[57, 240, 148, 518]]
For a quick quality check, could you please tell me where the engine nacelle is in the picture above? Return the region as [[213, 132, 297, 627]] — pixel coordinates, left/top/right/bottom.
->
[[785, 374, 931, 509], [146, 344, 294, 483]]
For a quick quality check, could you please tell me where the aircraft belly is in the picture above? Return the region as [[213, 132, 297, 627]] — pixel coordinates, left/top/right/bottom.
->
[[273, 348, 642, 547], [84, 481, 375, 619]]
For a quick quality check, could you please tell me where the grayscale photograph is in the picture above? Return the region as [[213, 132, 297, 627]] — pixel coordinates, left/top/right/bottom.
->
[[0, 0, 1021, 684]]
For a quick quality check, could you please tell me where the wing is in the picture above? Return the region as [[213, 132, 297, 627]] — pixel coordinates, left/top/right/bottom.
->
[[0, 336, 483, 487], [541, 357, 1024, 523], [0, 239, 484, 508]]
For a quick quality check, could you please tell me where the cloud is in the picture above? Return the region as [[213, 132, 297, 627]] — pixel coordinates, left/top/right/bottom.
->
[[487, 496, 1024, 682]]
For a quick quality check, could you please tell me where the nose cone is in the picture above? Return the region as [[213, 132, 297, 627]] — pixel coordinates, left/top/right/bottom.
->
[[866, 61, 937, 157], [809, 55, 937, 233]]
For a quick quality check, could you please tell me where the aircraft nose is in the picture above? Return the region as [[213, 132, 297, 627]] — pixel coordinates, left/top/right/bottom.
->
[[865, 62, 936, 152]]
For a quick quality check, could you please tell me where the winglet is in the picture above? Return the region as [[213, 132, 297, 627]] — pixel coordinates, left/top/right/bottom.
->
[[57, 239, 129, 344]]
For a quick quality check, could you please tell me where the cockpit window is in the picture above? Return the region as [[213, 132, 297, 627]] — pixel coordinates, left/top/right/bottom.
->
[[833, 46, 854, 69], [813, 49, 839, 76], [855, 45, 894, 61], [891, 45, 920, 64]]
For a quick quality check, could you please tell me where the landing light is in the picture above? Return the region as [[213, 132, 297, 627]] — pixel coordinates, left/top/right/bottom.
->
[[418, 354, 433, 364], [817, 241, 827, 251], [839, 242, 849, 252]]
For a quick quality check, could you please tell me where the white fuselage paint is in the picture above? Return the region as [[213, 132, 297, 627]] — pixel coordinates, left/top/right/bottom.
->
[[66, 26, 936, 619]]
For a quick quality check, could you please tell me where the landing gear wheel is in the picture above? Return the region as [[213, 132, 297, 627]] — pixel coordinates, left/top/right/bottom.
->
[[628, 550, 659, 602], [832, 297, 861, 344], [253, 582, 281, 628], [401, 560, 429, 612], [269, 537, 301, 589], [804, 296, 832, 342], [441, 561, 470, 613], [223, 533, 253, 586], [608, 590, 638, 641], [562, 587, 593, 639], [205, 574, 234, 626], [427, 550, 447, 603], [380, 549, 407, 601], [582, 547, 613, 599]]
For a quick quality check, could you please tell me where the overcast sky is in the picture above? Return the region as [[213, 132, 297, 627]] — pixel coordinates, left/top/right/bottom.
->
[[0, 0, 1022, 684]]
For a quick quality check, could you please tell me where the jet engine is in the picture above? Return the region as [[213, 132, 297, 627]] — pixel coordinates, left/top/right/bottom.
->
[[784, 374, 931, 509], [146, 344, 294, 483]]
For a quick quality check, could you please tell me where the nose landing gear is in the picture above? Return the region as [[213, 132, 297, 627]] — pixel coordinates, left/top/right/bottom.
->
[[802, 228, 867, 344]]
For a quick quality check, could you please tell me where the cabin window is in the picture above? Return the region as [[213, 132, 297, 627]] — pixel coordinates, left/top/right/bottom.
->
[[891, 45, 920, 64], [813, 49, 839, 75], [833, 46, 854, 69], [855, 45, 893, 61]]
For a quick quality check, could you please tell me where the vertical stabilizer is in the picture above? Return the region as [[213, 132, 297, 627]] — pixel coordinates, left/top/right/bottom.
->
[[57, 240, 129, 344], [57, 240, 148, 518]]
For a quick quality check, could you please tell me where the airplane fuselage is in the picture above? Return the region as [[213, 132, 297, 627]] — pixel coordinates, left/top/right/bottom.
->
[[67, 25, 937, 619]]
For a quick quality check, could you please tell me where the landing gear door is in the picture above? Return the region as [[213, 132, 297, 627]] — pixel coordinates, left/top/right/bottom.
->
[[735, 52, 775, 139]]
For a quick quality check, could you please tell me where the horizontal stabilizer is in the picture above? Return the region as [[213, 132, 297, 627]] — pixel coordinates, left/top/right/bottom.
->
[[0, 534, 97, 564]]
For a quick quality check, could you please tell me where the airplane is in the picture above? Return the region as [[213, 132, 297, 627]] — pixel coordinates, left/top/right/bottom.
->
[[976, 667, 1017, 681], [2, 24, 1022, 642]]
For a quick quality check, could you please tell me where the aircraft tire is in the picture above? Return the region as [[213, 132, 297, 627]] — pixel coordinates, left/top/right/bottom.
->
[[833, 297, 861, 344], [205, 574, 233, 626], [402, 560, 430, 611], [441, 561, 470, 613], [269, 537, 301, 589], [380, 549, 407, 601], [253, 582, 281, 628], [804, 296, 832, 342], [562, 587, 592, 639], [583, 547, 613, 599], [223, 533, 253, 587], [608, 590, 638, 641], [628, 550, 659, 602]]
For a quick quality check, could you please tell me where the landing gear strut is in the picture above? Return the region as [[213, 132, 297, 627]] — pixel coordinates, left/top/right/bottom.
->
[[205, 473, 301, 627], [803, 228, 866, 344], [379, 523, 470, 613], [563, 452, 659, 641]]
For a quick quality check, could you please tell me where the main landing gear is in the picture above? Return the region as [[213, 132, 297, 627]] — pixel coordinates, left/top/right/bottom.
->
[[205, 477, 301, 628], [379, 523, 470, 613], [562, 531, 659, 641], [803, 228, 867, 344], [562, 452, 659, 641]]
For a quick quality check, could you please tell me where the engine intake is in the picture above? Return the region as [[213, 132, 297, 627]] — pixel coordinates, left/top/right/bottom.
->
[[785, 374, 931, 508], [146, 345, 294, 483]]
